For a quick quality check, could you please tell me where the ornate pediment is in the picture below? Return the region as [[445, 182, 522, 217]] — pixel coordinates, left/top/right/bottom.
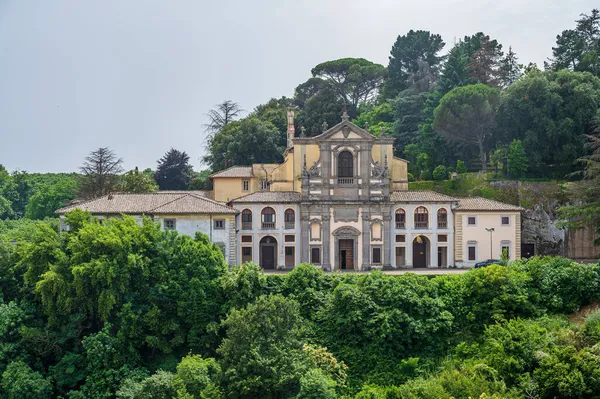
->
[[332, 226, 361, 237]]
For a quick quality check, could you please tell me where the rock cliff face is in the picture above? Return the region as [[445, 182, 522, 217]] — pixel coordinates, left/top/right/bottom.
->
[[521, 203, 565, 257], [488, 180, 598, 260]]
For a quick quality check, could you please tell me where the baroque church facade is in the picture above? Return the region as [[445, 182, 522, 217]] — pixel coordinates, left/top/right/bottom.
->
[[210, 111, 523, 270]]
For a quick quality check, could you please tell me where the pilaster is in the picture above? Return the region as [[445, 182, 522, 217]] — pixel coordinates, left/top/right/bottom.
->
[[300, 213, 310, 263], [361, 209, 371, 270], [383, 213, 392, 268], [322, 212, 331, 271]]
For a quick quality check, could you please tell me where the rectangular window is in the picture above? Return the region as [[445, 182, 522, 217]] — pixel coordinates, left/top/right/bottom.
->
[[372, 247, 382, 264], [285, 247, 295, 268], [311, 247, 321, 265], [502, 244, 511, 258], [284, 235, 295, 243], [467, 216, 476, 226], [241, 235, 252, 243], [395, 234, 405, 243], [260, 179, 269, 190], [242, 179, 250, 191], [438, 234, 448, 243], [501, 216, 510, 226], [242, 247, 252, 263], [217, 243, 226, 255], [468, 246, 476, 261], [395, 247, 406, 266], [214, 219, 225, 230], [164, 219, 176, 230]]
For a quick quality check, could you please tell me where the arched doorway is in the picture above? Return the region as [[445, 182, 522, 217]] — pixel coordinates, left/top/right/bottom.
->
[[333, 226, 360, 271], [412, 236, 430, 268], [259, 236, 277, 270]]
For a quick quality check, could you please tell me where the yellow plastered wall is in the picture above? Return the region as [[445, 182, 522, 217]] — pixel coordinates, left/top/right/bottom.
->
[[212, 178, 253, 202], [270, 152, 295, 192], [392, 157, 408, 191], [292, 144, 320, 193]]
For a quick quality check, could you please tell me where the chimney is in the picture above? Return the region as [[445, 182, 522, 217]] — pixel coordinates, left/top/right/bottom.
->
[[286, 109, 295, 149]]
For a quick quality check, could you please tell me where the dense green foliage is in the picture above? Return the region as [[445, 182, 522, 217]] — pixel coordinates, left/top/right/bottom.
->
[[1, 214, 600, 398]]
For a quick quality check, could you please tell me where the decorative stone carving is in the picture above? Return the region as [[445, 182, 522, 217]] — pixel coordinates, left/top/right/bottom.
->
[[334, 208, 359, 222], [321, 121, 328, 132], [332, 226, 361, 237], [302, 154, 321, 178], [308, 161, 321, 177], [342, 125, 351, 138], [371, 155, 390, 179]]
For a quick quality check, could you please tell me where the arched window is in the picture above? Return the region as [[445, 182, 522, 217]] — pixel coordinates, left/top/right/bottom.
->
[[284, 209, 295, 229], [338, 151, 354, 178], [241, 209, 252, 230], [437, 208, 448, 229], [395, 208, 406, 229], [414, 206, 429, 229], [261, 207, 276, 229]]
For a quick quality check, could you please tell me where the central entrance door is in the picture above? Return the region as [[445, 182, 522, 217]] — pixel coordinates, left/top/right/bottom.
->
[[259, 236, 277, 270], [339, 239, 354, 270], [412, 236, 429, 268]]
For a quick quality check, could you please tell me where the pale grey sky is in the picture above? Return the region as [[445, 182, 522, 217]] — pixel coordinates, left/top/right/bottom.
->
[[0, 0, 595, 172]]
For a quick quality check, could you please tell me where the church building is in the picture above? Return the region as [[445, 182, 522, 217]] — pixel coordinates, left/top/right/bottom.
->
[[209, 111, 524, 270]]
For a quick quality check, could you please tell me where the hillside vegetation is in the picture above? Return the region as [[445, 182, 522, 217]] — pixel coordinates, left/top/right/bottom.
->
[[1, 212, 600, 398]]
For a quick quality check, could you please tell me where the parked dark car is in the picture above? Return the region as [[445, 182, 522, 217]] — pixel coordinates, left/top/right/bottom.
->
[[474, 259, 501, 268]]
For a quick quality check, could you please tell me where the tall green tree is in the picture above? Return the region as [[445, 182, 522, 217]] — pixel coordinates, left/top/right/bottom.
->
[[433, 84, 501, 172], [439, 32, 504, 93], [79, 147, 123, 199], [153, 149, 194, 190], [294, 78, 345, 136], [311, 58, 387, 118], [119, 167, 158, 193], [392, 90, 430, 155], [204, 117, 284, 171], [466, 34, 504, 87], [385, 30, 445, 97], [217, 294, 309, 397], [499, 46, 522, 87], [551, 9, 600, 75], [507, 139, 528, 178]]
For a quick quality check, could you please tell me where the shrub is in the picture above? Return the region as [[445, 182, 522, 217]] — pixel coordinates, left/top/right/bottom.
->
[[433, 165, 448, 180], [456, 160, 467, 174]]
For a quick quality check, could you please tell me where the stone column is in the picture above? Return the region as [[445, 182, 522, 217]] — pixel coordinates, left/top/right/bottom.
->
[[361, 208, 371, 270], [322, 212, 331, 271], [383, 214, 392, 269]]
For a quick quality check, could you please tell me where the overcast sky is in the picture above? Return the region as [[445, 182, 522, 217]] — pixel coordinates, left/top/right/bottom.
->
[[0, 0, 595, 173]]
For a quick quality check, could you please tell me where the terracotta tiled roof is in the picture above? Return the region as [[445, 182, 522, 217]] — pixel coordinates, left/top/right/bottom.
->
[[158, 190, 210, 198], [209, 166, 253, 178], [455, 197, 525, 211], [56, 192, 237, 215], [231, 191, 301, 203], [390, 191, 458, 202]]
